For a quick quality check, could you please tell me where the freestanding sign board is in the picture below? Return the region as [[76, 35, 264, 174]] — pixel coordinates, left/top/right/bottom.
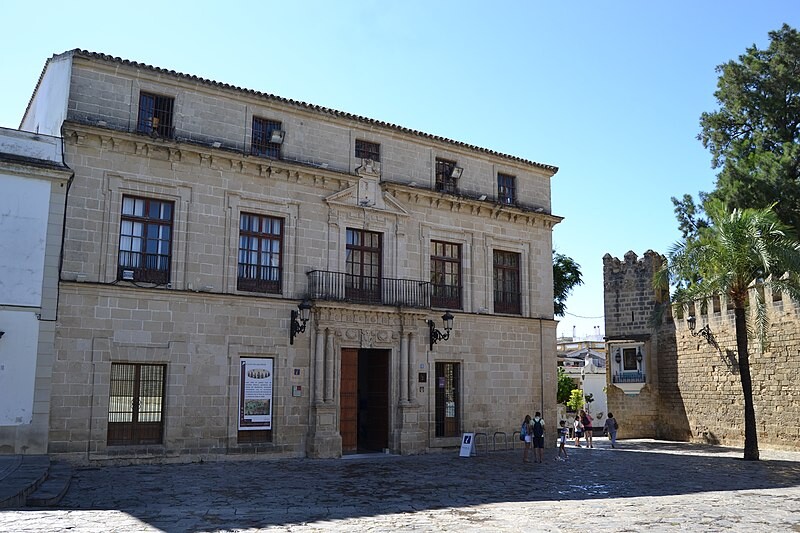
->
[[459, 432, 476, 457]]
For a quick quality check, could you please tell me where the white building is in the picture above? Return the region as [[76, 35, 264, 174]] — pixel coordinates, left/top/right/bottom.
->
[[0, 127, 71, 453]]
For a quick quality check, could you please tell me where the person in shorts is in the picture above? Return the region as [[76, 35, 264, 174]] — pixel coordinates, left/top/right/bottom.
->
[[573, 415, 583, 447], [521, 414, 532, 463], [531, 411, 545, 463]]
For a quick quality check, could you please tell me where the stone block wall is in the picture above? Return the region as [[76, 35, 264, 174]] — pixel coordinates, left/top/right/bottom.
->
[[604, 250, 800, 451]]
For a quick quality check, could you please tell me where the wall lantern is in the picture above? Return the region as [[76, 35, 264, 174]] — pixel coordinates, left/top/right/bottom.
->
[[636, 347, 643, 363], [614, 348, 621, 364], [289, 299, 312, 345], [428, 311, 454, 350], [687, 314, 717, 347], [270, 130, 286, 144]]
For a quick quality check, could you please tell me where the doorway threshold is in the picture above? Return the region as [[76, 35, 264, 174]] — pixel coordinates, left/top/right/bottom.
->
[[341, 452, 394, 460]]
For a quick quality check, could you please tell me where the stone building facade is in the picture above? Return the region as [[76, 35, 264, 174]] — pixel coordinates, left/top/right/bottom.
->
[[604, 250, 800, 451], [18, 50, 560, 464]]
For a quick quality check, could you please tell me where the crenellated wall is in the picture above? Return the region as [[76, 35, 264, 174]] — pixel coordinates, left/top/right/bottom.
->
[[604, 250, 800, 451]]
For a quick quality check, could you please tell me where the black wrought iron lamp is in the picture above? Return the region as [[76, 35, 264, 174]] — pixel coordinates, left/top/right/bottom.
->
[[687, 315, 716, 347], [290, 299, 312, 345], [427, 311, 454, 351]]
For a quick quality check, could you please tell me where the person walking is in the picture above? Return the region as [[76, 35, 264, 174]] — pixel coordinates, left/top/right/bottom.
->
[[521, 414, 532, 463], [557, 420, 569, 460], [604, 412, 619, 448], [580, 409, 594, 448], [531, 411, 545, 463], [573, 415, 583, 447]]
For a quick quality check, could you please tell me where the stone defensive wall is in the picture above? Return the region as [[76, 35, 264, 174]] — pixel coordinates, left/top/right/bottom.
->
[[604, 251, 800, 451]]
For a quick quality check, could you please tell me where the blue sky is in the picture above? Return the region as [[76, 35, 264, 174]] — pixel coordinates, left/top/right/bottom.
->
[[3, 1, 799, 338]]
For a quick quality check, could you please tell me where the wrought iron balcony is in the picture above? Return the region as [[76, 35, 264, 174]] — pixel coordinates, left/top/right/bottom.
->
[[612, 371, 646, 384], [307, 270, 431, 309]]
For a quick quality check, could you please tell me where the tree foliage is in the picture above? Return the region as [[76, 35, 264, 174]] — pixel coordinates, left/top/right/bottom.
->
[[696, 24, 800, 239], [553, 252, 583, 316], [657, 200, 800, 460], [566, 388, 584, 413], [556, 367, 575, 405]]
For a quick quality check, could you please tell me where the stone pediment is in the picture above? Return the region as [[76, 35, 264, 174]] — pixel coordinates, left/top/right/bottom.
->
[[325, 178, 409, 217]]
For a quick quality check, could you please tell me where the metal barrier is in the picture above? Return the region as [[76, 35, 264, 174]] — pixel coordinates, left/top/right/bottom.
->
[[512, 430, 523, 449], [492, 431, 508, 451], [473, 432, 489, 455]]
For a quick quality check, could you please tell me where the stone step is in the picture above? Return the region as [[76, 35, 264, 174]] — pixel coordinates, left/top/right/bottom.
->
[[26, 461, 73, 507], [0, 455, 50, 509]]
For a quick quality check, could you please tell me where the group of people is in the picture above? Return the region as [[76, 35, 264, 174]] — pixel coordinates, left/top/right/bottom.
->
[[521, 410, 619, 463]]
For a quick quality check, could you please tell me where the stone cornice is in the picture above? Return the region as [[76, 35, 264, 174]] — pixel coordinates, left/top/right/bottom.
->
[[61, 121, 356, 192], [384, 182, 563, 229]]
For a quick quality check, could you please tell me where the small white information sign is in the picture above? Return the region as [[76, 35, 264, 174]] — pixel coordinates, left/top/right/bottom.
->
[[459, 432, 476, 457]]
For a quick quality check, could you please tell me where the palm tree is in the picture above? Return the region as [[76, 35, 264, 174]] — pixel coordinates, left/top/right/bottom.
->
[[658, 200, 800, 460]]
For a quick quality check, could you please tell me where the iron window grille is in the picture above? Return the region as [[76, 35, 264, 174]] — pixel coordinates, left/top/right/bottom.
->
[[107, 363, 166, 446], [435, 158, 459, 194], [237, 213, 283, 294], [118, 196, 173, 284], [431, 241, 462, 309], [493, 250, 521, 314], [137, 92, 174, 138], [251, 117, 283, 158], [497, 173, 516, 205], [355, 139, 380, 162]]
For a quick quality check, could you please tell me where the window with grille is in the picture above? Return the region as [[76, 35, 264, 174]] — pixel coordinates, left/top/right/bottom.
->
[[137, 92, 174, 138], [118, 196, 173, 284], [497, 173, 516, 205], [493, 250, 521, 314], [251, 117, 283, 158], [431, 241, 462, 309], [435, 158, 458, 194], [355, 139, 380, 162], [346, 228, 382, 303], [107, 363, 166, 446], [238, 213, 283, 294], [435, 362, 460, 437]]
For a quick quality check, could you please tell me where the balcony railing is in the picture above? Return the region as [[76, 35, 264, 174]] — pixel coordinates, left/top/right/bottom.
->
[[308, 270, 431, 309], [612, 371, 646, 384]]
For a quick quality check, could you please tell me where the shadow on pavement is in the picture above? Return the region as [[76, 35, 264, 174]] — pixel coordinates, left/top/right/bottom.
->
[[18, 440, 800, 532]]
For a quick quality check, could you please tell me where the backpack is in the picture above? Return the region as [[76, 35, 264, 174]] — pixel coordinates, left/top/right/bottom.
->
[[519, 421, 527, 441], [532, 418, 544, 438]]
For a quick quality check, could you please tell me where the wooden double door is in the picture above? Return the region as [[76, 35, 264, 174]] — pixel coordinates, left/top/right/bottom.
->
[[340, 348, 389, 454]]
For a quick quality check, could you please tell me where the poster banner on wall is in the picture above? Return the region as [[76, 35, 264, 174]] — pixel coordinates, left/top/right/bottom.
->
[[239, 357, 274, 430]]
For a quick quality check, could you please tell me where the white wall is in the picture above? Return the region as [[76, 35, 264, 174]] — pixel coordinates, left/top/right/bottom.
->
[[0, 311, 39, 425], [0, 172, 50, 307], [19, 53, 72, 135]]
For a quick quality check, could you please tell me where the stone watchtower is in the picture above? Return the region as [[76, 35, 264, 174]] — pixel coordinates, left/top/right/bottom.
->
[[603, 250, 675, 438]]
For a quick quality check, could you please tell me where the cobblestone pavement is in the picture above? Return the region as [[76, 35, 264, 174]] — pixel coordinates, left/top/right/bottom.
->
[[2, 439, 800, 532]]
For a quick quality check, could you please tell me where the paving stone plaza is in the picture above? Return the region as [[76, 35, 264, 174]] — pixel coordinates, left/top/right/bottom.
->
[[2, 439, 799, 532]]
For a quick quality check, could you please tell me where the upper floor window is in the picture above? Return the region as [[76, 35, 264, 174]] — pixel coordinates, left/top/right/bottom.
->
[[346, 228, 382, 303], [435, 158, 459, 194], [137, 92, 174, 138], [431, 241, 462, 309], [493, 250, 521, 314], [119, 196, 173, 284], [355, 139, 380, 162], [251, 118, 283, 159], [238, 213, 283, 294], [497, 173, 516, 205]]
